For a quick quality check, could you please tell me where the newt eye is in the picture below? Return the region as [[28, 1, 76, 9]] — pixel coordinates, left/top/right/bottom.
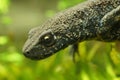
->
[[39, 32, 56, 47]]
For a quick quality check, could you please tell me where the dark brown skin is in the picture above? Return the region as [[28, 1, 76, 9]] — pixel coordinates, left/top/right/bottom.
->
[[22, 0, 120, 60]]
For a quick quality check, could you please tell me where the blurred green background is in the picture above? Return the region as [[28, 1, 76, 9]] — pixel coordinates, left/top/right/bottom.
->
[[0, 0, 120, 80]]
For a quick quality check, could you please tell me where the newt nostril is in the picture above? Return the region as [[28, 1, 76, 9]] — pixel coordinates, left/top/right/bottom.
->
[[26, 51, 30, 54], [23, 51, 30, 57]]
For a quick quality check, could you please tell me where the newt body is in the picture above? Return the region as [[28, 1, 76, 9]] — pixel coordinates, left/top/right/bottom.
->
[[23, 0, 120, 60]]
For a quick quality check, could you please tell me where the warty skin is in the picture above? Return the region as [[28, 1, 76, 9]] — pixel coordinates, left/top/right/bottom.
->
[[23, 0, 120, 60]]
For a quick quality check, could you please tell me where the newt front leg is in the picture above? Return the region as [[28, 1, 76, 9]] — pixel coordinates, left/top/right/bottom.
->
[[97, 6, 120, 40]]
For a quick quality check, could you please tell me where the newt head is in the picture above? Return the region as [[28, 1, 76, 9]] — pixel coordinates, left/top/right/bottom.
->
[[22, 12, 80, 60]]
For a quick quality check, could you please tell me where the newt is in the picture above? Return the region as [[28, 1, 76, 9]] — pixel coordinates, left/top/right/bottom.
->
[[22, 0, 120, 60]]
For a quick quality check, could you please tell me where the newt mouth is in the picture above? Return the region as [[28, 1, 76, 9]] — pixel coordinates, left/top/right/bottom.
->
[[23, 51, 40, 60], [23, 48, 53, 60]]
